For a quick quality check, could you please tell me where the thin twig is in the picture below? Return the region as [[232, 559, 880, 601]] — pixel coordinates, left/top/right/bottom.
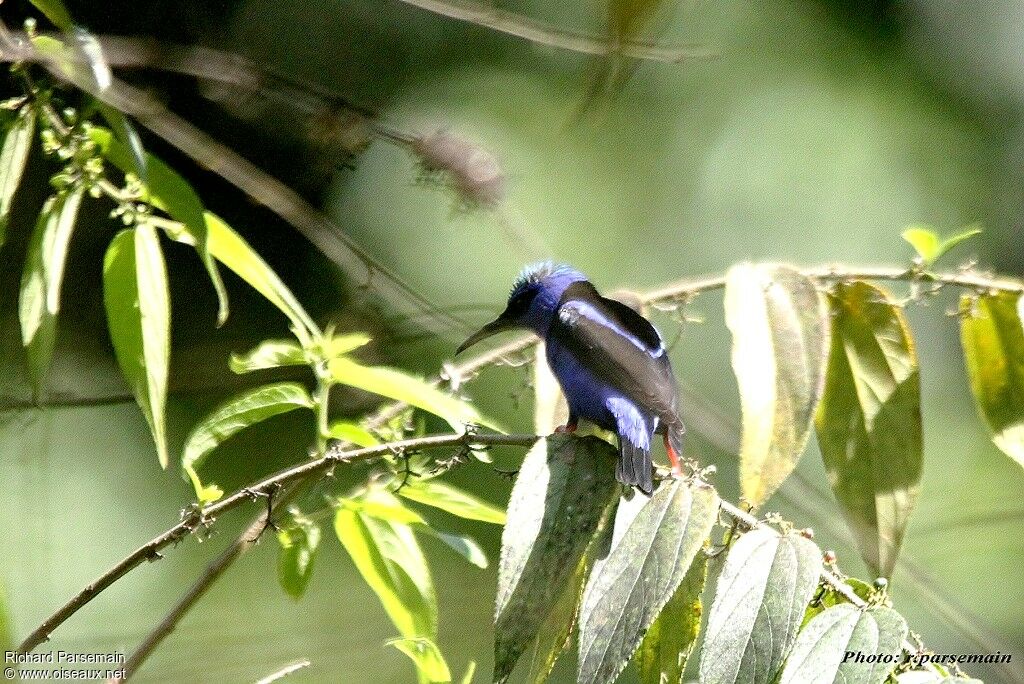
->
[[16, 431, 538, 653]]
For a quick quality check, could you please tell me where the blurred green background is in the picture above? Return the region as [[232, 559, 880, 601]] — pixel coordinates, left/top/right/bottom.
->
[[1, 0, 1023, 681]]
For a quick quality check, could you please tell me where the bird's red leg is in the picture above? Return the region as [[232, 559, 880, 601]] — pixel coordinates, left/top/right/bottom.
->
[[664, 433, 683, 476], [554, 419, 578, 434]]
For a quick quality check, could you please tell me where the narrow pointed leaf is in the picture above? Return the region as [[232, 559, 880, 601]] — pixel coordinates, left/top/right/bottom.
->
[[182, 382, 313, 492], [635, 553, 708, 684], [901, 227, 940, 265], [28, 0, 74, 30], [19, 187, 84, 393], [419, 527, 489, 569], [335, 491, 437, 639], [229, 339, 306, 374], [578, 480, 719, 684], [493, 435, 620, 684], [90, 127, 231, 325], [960, 292, 1024, 469], [816, 281, 922, 577], [329, 356, 484, 431], [460, 662, 476, 684], [326, 333, 372, 357], [779, 604, 907, 684], [399, 479, 506, 525], [103, 226, 171, 468], [0, 107, 36, 246], [698, 529, 823, 684], [937, 226, 982, 262], [725, 264, 830, 507], [277, 518, 322, 600], [328, 421, 381, 447], [388, 637, 452, 683]]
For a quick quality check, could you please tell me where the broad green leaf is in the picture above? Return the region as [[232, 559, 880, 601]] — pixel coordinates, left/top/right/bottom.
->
[[29, 0, 74, 30], [328, 421, 381, 447], [780, 605, 907, 684], [698, 529, 823, 684], [724, 264, 831, 507], [90, 127, 229, 325], [816, 281, 922, 577], [161, 210, 317, 343], [329, 357, 484, 431], [335, 492, 437, 641], [229, 339, 306, 374], [960, 292, 1024, 469], [18, 187, 84, 394], [277, 517, 322, 600], [493, 435, 620, 684], [103, 226, 171, 469], [578, 480, 718, 684], [182, 382, 313, 498], [399, 479, 506, 525], [0, 107, 35, 246], [420, 528, 489, 569], [896, 673, 983, 684], [901, 227, 941, 265], [388, 637, 452, 683], [523, 553, 590, 684], [635, 553, 708, 684]]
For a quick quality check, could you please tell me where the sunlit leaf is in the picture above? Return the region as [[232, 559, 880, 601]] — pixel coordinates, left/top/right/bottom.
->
[[635, 553, 708, 684], [182, 382, 314, 497], [460, 661, 476, 684], [0, 107, 35, 246], [816, 281, 922, 577], [960, 292, 1024, 469], [578, 478, 718, 684], [350, 489, 428, 525], [103, 226, 171, 469], [325, 333, 372, 357], [329, 356, 484, 431], [19, 187, 84, 395], [724, 263, 830, 507], [419, 527, 489, 569], [698, 529, 823, 684], [399, 479, 506, 525], [801, 577, 875, 627], [388, 637, 452, 683], [277, 516, 322, 600], [493, 435, 620, 684], [328, 421, 381, 447], [229, 339, 306, 374], [90, 127, 230, 325], [779, 604, 907, 684], [28, 0, 74, 30], [335, 492, 437, 641], [901, 227, 941, 265]]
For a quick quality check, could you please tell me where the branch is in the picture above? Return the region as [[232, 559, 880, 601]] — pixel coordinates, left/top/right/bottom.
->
[[16, 431, 538, 654]]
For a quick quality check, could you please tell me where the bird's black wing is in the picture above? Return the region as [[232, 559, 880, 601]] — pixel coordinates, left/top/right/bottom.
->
[[550, 282, 680, 421]]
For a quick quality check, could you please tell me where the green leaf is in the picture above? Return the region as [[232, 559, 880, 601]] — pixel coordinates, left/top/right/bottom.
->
[[350, 489, 428, 525], [329, 357, 484, 431], [460, 662, 476, 684], [90, 127, 230, 326], [29, 0, 74, 30], [901, 227, 941, 265], [902, 225, 982, 267], [103, 226, 171, 469], [388, 637, 452, 683], [18, 187, 84, 395], [277, 517, 322, 600], [578, 479, 719, 684], [779, 604, 908, 684], [698, 529, 824, 684], [0, 107, 36, 246], [229, 339, 306, 374], [724, 264, 831, 507], [493, 434, 620, 684], [815, 281, 922, 577], [419, 527, 489, 569], [960, 292, 1024, 469], [399, 479, 506, 525], [335, 491, 437, 640], [635, 553, 708, 684], [328, 421, 381, 447], [182, 382, 313, 498], [325, 333, 372, 357], [802, 577, 875, 626]]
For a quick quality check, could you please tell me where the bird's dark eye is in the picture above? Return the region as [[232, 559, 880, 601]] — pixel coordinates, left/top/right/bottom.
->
[[508, 288, 539, 313]]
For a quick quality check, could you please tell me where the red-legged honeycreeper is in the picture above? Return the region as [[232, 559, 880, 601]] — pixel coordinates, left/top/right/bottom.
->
[[456, 263, 685, 495]]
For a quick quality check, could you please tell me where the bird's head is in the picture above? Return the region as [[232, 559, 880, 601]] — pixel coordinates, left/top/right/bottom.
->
[[456, 262, 587, 354]]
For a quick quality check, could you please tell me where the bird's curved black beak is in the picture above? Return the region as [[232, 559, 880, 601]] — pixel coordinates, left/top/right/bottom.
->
[[456, 316, 514, 355]]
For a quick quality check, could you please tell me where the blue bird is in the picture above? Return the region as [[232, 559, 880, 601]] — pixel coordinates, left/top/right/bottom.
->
[[456, 263, 685, 495]]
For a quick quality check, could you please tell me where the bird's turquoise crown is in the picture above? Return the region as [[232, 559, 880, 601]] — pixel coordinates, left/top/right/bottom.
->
[[510, 262, 584, 298]]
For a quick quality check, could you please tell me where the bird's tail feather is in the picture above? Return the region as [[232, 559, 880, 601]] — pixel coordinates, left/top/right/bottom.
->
[[617, 441, 653, 496]]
